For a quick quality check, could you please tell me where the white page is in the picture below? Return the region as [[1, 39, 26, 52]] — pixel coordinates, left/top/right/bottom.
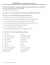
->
[[0, 0, 50, 65]]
